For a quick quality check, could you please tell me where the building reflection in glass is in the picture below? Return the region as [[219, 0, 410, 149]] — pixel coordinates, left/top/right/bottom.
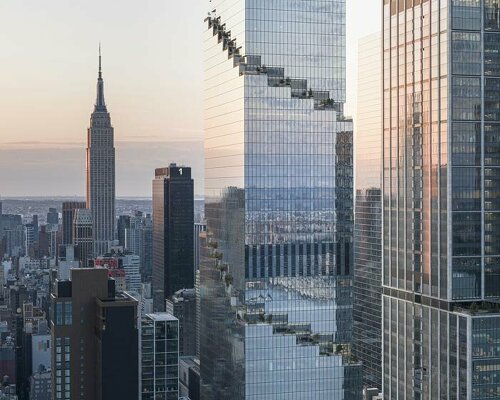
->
[[200, 0, 360, 399], [353, 32, 383, 392]]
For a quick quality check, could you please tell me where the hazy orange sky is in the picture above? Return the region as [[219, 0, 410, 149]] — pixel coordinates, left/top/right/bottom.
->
[[0, 0, 380, 196]]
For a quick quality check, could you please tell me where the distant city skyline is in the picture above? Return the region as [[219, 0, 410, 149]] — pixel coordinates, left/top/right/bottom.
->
[[0, 0, 379, 196]]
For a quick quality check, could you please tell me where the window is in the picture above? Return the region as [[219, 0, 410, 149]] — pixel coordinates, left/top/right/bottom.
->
[[64, 302, 72, 325]]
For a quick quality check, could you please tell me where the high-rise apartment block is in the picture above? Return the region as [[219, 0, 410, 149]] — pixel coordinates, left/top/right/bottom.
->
[[25, 223, 36, 256], [201, 1, 358, 398], [86, 47, 115, 257], [152, 164, 194, 311], [47, 208, 58, 227], [62, 202, 86, 245], [140, 313, 179, 400], [125, 211, 153, 280], [382, 1, 500, 398], [50, 268, 138, 400], [0, 213, 23, 258]]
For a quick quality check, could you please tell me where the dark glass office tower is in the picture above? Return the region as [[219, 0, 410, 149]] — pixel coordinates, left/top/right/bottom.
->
[[201, 1, 359, 399], [152, 164, 194, 311], [117, 215, 130, 248], [382, 1, 500, 398], [62, 202, 86, 245], [353, 32, 383, 392]]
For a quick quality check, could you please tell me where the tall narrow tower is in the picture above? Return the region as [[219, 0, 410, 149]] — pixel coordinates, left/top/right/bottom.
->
[[200, 1, 359, 398], [86, 45, 115, 257]]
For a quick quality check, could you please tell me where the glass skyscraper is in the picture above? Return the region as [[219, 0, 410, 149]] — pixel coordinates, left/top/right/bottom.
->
[[353, 32, 383, 392], [201, 0, 360, 399], [383, 0, 500, 398], [152, 164, 194, 311]]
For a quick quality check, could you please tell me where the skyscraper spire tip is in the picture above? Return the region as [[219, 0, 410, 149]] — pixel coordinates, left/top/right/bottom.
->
[[95, 42, 106, 109], [98, 43, 102, 77]]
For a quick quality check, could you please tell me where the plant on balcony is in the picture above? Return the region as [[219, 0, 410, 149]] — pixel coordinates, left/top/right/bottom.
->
[[224, 273, 233, 287], [320, 98, 335, 108]]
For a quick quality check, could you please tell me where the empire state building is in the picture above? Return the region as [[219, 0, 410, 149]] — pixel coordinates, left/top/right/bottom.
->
[[86, 46, 115, 257]]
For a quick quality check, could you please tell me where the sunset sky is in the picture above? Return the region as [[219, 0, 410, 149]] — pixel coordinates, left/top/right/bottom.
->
[[0, 0, 380, 196]]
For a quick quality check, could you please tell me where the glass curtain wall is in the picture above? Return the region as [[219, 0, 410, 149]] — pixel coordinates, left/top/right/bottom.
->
[[201, 0, 359, 399]]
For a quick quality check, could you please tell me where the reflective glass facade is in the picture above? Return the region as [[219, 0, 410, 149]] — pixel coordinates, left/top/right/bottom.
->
[[353, 32, 383, 391], [201, 0, 360, 399], [382, 0, 500, 398]]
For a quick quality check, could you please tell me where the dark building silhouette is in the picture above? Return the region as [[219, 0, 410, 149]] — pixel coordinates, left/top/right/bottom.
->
[[46, 208, 58, 226], [152, 164, 194, 311], [117, 215, 130, 248], [50, 268, 138, 400], [62, 202, 86, 245], [38, 226, 49, 258], [95, 294, 138, 400]]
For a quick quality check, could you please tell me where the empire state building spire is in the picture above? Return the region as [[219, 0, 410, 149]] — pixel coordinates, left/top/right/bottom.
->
[[95, 43, 107, 111], [86, 43, 115, 258]]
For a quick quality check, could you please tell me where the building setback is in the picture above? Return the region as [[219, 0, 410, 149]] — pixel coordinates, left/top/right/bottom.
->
[[382, 1, 500, 398], [86, 46, 115, 257], [50, 268, 138, 400], [152, 164, 194, 311]]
